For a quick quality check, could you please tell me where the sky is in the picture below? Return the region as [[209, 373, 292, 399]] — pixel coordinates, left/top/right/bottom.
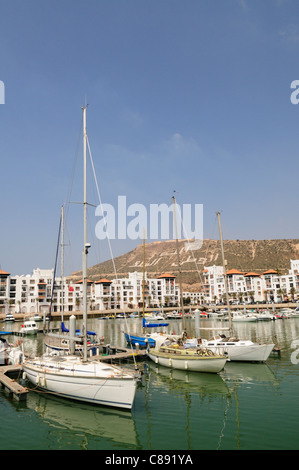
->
[[1, 0, 299, 276]]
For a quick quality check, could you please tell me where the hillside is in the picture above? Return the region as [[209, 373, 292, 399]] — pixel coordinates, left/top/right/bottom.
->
[[68, 238, 299, 291]]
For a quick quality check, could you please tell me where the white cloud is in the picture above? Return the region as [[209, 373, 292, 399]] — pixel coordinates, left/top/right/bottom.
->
[[279, 24, 299, 43]]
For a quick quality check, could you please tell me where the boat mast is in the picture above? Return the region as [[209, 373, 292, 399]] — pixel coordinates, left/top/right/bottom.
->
[[82, 105, 88, 362], [216, 211, 232, 334], [61, 204, 64, 324], [142, 227, 145, 319], [172, 195, 185, 330]]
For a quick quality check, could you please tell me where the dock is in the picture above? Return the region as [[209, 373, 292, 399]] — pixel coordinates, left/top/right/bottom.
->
[[94, 345, 148, 363], [0, 365, 28, 401]]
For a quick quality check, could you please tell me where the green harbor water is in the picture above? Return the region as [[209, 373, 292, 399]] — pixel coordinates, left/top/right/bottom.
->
[[1, 316, 299, 451]]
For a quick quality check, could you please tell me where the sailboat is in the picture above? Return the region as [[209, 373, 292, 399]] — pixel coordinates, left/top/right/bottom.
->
[[44, 205, 101, 354], [232, 305, 257, 322], [22, 106, 139, 409], [147, 196, 227, 374], [199, 212, 275, 362], [124, 231, 170, 348], [0, 333, 23, 365]]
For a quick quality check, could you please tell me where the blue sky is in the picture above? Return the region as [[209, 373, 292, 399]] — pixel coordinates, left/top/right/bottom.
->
[[1, 0, 299, 275]]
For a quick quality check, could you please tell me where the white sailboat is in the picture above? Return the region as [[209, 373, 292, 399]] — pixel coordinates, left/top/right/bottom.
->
[[232, 306, 257, 322], [22, 106, 139, 409], [148, 334, 227, 373], [147, 196, 227, 374], [199, 212, 275, 362]]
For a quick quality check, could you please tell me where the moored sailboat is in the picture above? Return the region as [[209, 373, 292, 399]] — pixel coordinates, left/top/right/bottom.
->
[[148, 334, 227, 373], [22, 106, 139, 409], [199, 212, 275, 362], [147, 196, 227, 373]]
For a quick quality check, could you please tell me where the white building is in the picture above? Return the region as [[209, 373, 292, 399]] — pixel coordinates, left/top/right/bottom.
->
[[1, 268, 180, 314], [183, 260, 299, 305]]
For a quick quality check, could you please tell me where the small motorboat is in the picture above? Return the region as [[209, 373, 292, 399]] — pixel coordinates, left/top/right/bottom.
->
[[29, 314, 43, 322], [5, 313, 15, 322], [20, 321, 39, 335]]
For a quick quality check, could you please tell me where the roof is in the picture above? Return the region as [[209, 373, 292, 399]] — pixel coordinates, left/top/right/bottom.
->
[[95, 278, 112, 284], [244, 272, 260, 277], [157, 273, 176, 279], [0, 270, 10, 276], [226, 269, 243, 275], [262, 269, 278, 275], [75, 279, 94, 284]]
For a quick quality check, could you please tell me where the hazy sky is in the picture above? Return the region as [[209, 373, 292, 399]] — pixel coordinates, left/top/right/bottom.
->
[[1, 0, 299, 275]]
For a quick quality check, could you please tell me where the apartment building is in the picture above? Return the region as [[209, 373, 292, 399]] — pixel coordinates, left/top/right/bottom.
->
[[191, 260, 299, 304], [0, 268, 180, 314]]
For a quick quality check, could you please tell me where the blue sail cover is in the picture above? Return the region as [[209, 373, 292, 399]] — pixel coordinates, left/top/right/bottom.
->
[[61, 322, 96, 336], [142, 318, 168, 328]]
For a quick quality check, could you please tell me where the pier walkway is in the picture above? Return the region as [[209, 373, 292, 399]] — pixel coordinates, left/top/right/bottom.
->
[[94, 345, 148, 363], [0, 365, 28, 401]]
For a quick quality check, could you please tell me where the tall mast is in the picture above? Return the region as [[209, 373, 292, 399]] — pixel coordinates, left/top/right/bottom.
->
[[216, 211, 232, 334], [82, 105, 88, 362], [61, 204, 64, 324], [172, 195, 185, 330], [142, 227, 145, 319]]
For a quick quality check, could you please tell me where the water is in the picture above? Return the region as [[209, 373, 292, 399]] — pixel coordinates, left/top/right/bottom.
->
[[1, 316, 299, 450]]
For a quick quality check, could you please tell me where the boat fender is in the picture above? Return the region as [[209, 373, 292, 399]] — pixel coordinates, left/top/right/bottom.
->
[[41, 376, 46, 387], [22, 371, 27, 380], [169, 358, 172, 367], [184, 361, 188, 370], [155, 357, 159, 364], [36, 375, 40, 385]]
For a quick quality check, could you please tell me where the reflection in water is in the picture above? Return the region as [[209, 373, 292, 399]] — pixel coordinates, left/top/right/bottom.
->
[[1, 316, 298, 450], [26, 391, 140, 448]]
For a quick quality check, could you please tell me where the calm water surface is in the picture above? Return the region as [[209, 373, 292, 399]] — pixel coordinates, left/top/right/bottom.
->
[[1, 316, 299, 450]]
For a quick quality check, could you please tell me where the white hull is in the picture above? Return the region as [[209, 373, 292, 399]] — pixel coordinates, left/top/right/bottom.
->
[[21, 322, 38, 335], [0, 342, 23, 365], [203, 341, 274, 362], [0, 349, 7, 365], [23, 356, 138, 409], [148, 351, 226, 373], [232, 316, 257, 322], [21, 329, 38, 335]]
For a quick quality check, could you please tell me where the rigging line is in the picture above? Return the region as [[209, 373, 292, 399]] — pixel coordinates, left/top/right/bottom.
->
[[65, 121, 83, 220], [203, 213, 218, 269], [86, 136, 138, 368], [173, 197, 205, 292], [86, 135, 118, 281], [48, 213, 62, 327]]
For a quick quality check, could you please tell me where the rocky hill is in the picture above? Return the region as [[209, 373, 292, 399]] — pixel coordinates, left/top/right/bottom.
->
[[68, 238, 299, 291]]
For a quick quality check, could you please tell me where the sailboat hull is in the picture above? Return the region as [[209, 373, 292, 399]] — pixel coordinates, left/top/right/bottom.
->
[[203, 342, 275, 362], [23, 356, 138, 410], [148, 350, 226, 373]]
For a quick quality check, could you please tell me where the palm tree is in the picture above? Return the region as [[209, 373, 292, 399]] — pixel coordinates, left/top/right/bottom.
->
[[277, 289, 283, 302], [75, 296, 81, 311], [289, 287, 296, 301]]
